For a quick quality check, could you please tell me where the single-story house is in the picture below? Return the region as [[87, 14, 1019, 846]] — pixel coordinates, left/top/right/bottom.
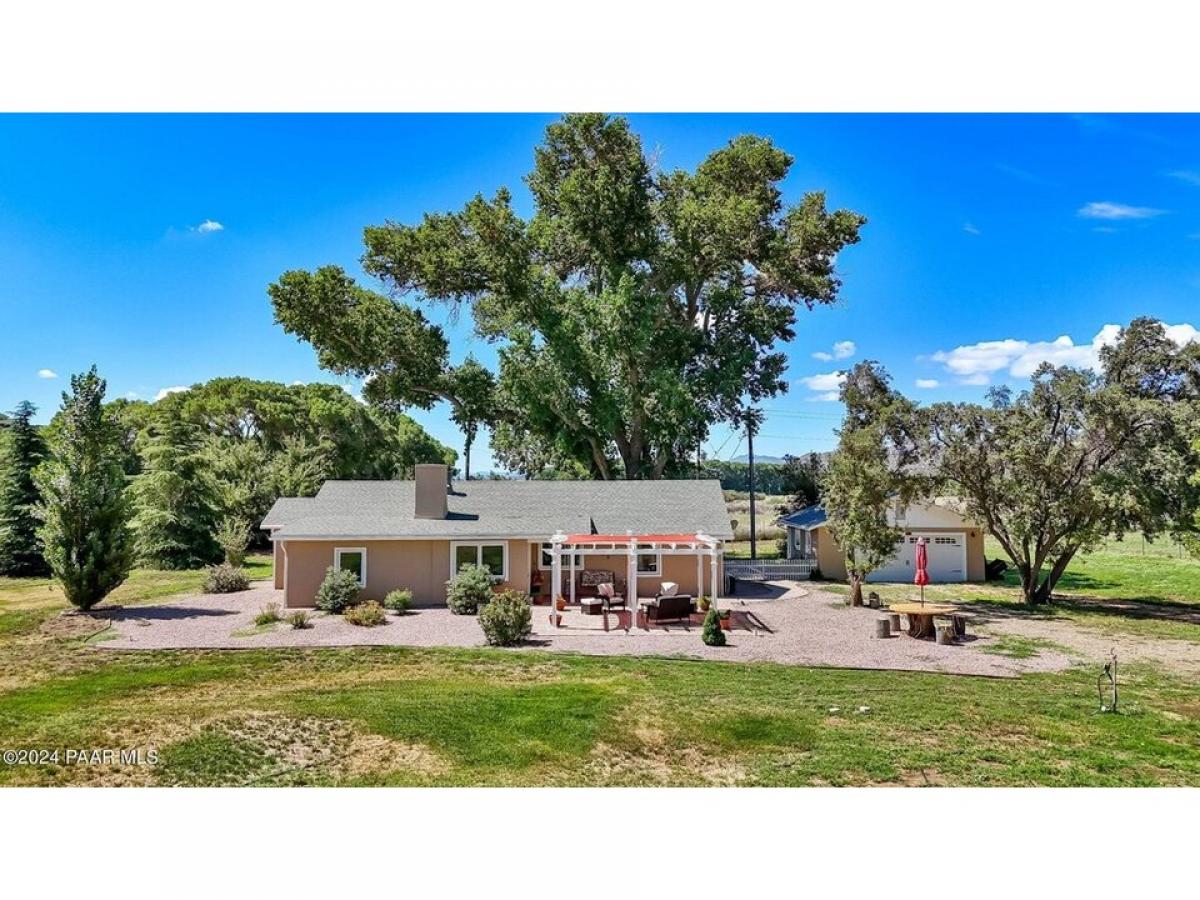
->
[[778, 499, 985, 583], [261, 464, 733, 608]]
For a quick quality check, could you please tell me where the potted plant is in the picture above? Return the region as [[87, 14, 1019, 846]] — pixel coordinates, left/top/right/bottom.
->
[[718, 608, 732, 631], [698, 595, 712, 612], [555, 594, 567, 612]]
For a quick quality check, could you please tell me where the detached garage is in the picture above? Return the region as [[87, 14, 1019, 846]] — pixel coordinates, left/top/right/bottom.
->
[[779, 500, 986, 583]]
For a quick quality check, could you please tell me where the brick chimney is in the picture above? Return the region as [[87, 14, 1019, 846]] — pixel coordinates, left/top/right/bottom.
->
[[414, 464, 449, 519]]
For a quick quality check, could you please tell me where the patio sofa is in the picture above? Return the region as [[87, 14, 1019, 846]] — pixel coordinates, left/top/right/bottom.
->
[[642, 593, 695, 625]]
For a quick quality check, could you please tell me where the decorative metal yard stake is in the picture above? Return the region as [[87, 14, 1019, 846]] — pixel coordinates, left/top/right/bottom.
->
[[1098, 649, 1118, 713]]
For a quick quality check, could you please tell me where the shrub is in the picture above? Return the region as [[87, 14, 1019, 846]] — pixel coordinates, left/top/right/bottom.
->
[[314, 566, 362, 613], [698, 595, 712, 612], [254, 602, 281, 627], [446, 563, 494, 615], [478, 589, 532, 646], [215, 517, 251, 567], [288, 610, 312, 629], [203, 563, 250, 594], [383, 588, 413, 615], [344, 600, 386, 627], [701, 608, 726, 646]]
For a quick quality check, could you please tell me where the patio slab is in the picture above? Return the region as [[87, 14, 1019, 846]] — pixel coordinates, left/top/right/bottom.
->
[[94, 580, 1074, 677]]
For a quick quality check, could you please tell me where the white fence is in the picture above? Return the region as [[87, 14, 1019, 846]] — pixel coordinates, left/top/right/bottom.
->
[[724, 557, 818, 584]]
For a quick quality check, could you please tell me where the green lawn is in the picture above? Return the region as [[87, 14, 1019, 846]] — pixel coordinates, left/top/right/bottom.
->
[[723, 540, 784, 559], [0, 545, 1198, 786], [0, 553, 273, 618]]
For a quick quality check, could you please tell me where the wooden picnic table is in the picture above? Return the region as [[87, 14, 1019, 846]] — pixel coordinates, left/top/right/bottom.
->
[[887, 603, 958, 640]]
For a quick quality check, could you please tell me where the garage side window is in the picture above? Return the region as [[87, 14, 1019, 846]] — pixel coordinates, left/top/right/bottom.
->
[[334, 547, 367, 587]]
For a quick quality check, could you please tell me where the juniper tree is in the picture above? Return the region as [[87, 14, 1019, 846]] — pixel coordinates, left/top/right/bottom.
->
[[34, 368, 134, 610], [0, 401, 50, 576], [925, 318, 1200, 604], [129, 408, 223, 569]]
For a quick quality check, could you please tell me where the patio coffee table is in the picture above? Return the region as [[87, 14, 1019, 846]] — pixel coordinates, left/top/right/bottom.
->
[[580, 598, 604, 616], [887, 603, 958, 640]]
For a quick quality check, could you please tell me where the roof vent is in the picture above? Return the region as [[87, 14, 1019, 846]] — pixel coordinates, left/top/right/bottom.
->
[[414, 464, 449, 519]]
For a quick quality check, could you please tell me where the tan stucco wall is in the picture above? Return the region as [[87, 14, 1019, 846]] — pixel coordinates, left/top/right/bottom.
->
[[281, 538, 725, 607], [965, 529, 985, 581], [273, 539, 284, 590], [282, 538, 537, 608], [814, 527, 848, 581], [814, 525, 986, 583]]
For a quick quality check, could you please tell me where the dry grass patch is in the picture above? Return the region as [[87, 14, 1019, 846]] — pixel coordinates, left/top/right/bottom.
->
[[339, 733, 451, 779]]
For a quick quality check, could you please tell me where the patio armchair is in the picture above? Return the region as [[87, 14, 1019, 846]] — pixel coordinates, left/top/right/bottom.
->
[[642, 593, 694, 625], [597, 581, 626, 610]]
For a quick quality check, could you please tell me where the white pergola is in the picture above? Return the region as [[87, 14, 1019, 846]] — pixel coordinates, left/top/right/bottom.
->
[[547, 530, 722, 625]]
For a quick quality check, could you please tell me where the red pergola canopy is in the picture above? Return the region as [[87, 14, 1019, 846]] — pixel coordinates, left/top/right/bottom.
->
[[559, 533, 711, 545]]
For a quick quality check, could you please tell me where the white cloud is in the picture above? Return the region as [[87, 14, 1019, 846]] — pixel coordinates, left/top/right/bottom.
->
[[810, 392, 841, 403], [799, 371, 847, 393], [193, 219, 224, 233], [1166, 169, 1200, 187], [930, 322, 1198, 385], [812, 340, 856, 361], [37, 368, 57, 379], [341, 384, 367, 405], [124, 391, 140, 401], [915, 378, 940, 389], [963, 222, 981, 236], [1077, 201, 1166, 220], [290, 380, 304, 386], [154, 386, 188, 401]]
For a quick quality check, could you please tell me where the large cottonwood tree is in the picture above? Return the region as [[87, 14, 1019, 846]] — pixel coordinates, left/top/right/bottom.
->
[[269, 113, 865, 479]]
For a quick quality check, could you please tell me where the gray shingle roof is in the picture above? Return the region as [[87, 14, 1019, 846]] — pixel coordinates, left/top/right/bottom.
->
[[778, 505, 828, 531], [262, 479, 733, 541], [260, 497, 318, 530]]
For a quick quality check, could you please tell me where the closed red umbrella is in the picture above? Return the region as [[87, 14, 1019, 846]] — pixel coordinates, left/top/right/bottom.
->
[[913, 537, 930, 606]]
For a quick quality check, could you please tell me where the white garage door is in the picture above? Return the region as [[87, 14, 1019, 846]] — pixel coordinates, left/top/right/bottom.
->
[[865, 533, 967, 583]]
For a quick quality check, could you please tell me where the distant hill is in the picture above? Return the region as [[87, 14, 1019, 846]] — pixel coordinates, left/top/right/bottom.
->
[[730, 454, 787, 464]]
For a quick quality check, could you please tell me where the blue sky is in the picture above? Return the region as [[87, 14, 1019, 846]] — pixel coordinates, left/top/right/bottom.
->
[[2, 113, 1198, 469]]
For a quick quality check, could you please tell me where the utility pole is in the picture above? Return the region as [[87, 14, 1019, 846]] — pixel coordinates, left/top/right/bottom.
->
[[746, 408, 762, 561]]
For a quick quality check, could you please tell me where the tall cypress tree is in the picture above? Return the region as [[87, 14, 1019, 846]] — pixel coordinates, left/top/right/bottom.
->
[[35, 368, 134, 610], [129, 408, 222, 569], [0, 401, 50, 576]]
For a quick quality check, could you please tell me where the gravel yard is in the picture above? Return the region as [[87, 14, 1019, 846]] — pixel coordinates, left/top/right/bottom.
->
[[93, 580, 1076, 677]]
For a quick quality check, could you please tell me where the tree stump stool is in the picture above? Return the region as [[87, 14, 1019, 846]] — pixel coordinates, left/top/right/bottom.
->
[[888, 613, 902, 633], [935, 623, 955, 645], [950, 614, 967, 638], [874, 618, 891, 638], [867, 591, 881, 609]]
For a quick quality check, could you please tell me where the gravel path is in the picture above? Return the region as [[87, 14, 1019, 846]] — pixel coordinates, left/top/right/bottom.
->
[[94, 581, 1075, 677]]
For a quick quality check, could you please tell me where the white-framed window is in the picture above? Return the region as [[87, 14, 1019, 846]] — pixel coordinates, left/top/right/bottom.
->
[[538, 543, 583, 571], [334, 547, 367, 587], [636, 544, 660, 575], [451, 541, 508, 581]]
